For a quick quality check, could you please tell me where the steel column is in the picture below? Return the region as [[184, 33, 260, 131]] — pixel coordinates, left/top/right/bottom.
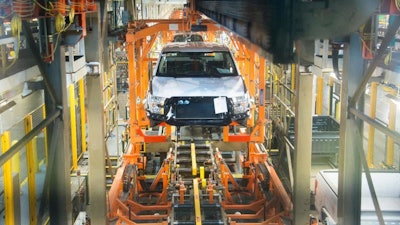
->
[[46, 44, 72, 225], [337, 33, 364, 225], [293, 71, 313, 225], [37, 120, 60, 225], [85, 2, 107, 224], [87, 75, 107, 225]]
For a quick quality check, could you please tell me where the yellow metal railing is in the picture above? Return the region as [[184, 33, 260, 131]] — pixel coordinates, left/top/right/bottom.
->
[[386, 91, 397, 167], [25, 115, 37, 225], [42, 105, 48, 166], [0, 104, 50, 224], [79, 78, 87, 153], [69, 84, 78, 170], [191, 143, 197, 176], [1, 131, 14, 225], [316, 76, 324, 115]]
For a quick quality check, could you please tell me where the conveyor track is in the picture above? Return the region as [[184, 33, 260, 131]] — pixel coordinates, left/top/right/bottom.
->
[[170, 142, 226, 225]]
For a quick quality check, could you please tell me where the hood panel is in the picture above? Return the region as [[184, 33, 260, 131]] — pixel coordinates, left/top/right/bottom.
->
[[151, 76, 245, 98]]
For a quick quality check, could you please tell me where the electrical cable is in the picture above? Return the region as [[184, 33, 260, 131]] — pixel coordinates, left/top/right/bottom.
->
[[395, 0, 400, 11], [55, 13, 65, 33], [5, 15, 21, 71], [42, 6, 75, 61], [331, 43, 342, 80], [32, 0, 52, 12], [384, 48, 392, 65], [63, 7, 75, 32]]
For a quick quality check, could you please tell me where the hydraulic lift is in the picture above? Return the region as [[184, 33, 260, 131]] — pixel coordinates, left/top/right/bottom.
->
[[107, 5, 292, 225]]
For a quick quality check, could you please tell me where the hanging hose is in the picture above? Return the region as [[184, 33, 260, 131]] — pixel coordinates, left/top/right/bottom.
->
[[55, 13, 65, 33], [43, 7, 75, 61], [331, 42, 342, 80], [395, 0, 400, 11], [3, 15, 22, 72]]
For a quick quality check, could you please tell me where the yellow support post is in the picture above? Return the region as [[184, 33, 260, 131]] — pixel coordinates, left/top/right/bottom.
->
[[367, 82, 378, 167], [2, 131, 14, 225], [191, 143, 197, 176], [79, 78, 87, 153], [11, 140, 20, 181], [42, 105, 48, 166], [291, 64, 296, 92], [316, 76, 324, 115], [291, 64, 296, 109], [386, 95, 397, 167], [200, 166, 206, 188], [199, 166, 204, 179], [32, 137, 38, 173], [25, 115, 37, 225], [193, 179, 202, 225], [69, 84, 78, 170]]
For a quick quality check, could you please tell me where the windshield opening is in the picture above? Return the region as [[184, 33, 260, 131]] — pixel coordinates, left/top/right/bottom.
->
[[156, 51, 238, 77]]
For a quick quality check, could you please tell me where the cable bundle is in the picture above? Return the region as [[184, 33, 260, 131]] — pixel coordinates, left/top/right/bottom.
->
[[13, 0, 34, 18], [395, 0, 400, 11], [33, 0, 70, 16]]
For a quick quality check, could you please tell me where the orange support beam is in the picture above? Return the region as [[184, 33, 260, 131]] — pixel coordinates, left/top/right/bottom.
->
[[110, 7, 293, 224]]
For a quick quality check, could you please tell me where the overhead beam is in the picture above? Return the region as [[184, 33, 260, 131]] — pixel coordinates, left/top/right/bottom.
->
[[195, 0, 379, 63]]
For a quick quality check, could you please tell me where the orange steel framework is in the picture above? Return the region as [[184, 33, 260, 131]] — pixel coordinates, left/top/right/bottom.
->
[[107, 5, 292, 225]]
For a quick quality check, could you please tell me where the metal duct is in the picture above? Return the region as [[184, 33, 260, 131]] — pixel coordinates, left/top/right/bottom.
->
[[195, 0, 379, 63]]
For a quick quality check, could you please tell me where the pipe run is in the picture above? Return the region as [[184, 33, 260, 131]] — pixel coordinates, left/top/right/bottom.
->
[[350, 107, 400, 144], [0, 109, 61, 167]]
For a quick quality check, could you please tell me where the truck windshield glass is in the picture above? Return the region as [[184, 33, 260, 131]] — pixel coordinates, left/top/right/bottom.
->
[[156, 51, 238, 77]]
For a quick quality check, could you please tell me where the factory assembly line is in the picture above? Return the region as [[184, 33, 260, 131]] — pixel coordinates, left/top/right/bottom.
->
[[107, 4, 292, 225]]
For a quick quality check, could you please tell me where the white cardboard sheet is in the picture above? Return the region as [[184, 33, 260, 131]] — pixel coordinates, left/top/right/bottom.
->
[[214, 97, 228, 114]]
